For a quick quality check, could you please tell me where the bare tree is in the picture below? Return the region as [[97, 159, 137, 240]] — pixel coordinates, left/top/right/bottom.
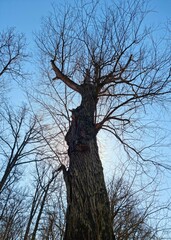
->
[[108, 175, 162, 239], [23, 161, 64, 240], [39, 189, 66, 240], [0, 28, 27, 106], [0, 28, 27, 80], [35, 0, 171, 239], [0, 105, 44, 193], [0, 186, 27, 240]]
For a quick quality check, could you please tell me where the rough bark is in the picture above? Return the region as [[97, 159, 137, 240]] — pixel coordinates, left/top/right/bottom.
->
[[63, 83, 115, 240]]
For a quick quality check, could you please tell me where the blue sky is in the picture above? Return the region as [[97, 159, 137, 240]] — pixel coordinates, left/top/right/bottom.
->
[[152, 0, 171, 20], [0, 0, 53, 43], [0, 0, 171, 36]]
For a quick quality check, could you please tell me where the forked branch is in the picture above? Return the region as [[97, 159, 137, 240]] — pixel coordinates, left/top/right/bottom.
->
[[51, 60, 81, 93]]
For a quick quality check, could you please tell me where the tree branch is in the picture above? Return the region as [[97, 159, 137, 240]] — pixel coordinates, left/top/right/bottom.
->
[[51, 60, 81, 93]]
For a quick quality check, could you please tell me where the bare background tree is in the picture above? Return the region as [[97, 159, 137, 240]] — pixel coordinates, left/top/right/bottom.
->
[[0, 28, 27, 79], [0, 104, 47, 193]]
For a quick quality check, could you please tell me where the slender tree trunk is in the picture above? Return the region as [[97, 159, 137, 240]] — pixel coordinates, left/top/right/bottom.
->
[[24, 186, 43, 240], [31, 188, 48, 240], [0, 165, 12, 193], [64, 83, 115, 240]]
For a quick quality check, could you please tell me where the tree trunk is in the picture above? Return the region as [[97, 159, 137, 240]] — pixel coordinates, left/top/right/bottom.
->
[[0, 164, 12, 193], [64, 83, 115, 240]]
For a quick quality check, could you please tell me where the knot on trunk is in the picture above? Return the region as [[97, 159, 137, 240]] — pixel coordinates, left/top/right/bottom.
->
[[65, 106, 96, 154]]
